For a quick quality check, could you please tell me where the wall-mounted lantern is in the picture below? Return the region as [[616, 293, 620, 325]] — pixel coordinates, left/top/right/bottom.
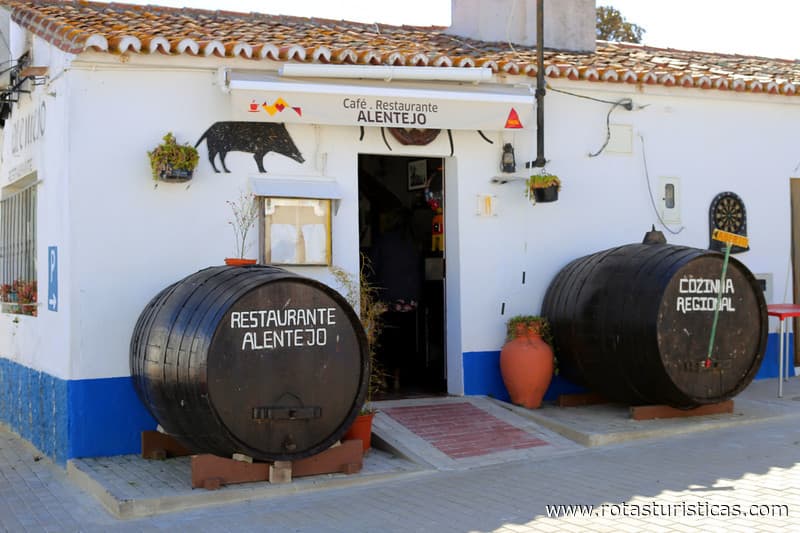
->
[[501, 143, 516, 173]]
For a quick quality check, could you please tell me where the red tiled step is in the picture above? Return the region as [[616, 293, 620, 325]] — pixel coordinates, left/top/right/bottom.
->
[[383, 402, 548, 459]]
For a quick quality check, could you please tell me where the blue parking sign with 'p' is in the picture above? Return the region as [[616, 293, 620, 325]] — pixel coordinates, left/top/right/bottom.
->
[[48, 246, 57, 312]]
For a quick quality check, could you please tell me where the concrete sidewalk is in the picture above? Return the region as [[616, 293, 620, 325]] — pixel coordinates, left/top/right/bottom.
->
[[502, 377, 800, 447], [2, 376, 800, 531], [64, 395, 584, 519]]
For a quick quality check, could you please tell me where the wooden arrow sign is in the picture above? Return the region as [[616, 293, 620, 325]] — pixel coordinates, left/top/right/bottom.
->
[[711, 228, 749, 249]]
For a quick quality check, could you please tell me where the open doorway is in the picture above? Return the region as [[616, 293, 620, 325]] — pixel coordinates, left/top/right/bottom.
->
[[358, 154, 447, 398]]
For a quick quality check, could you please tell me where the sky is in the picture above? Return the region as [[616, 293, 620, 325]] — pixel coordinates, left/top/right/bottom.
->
[[111, 0, 798, 60]]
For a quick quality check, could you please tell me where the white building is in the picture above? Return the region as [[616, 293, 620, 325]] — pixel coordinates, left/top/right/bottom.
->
[[1, 0, 797, 462]]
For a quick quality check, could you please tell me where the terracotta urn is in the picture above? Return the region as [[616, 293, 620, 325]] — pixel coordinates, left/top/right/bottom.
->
[[500, 323, 554, 409]]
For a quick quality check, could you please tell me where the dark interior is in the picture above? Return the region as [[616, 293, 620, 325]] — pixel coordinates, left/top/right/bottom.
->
[[358, 154, 447, 398]]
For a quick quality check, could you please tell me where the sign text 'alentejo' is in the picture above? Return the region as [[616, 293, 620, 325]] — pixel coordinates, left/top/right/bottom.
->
[[230, 307, 337, 350], [343, 97, 439, 127]]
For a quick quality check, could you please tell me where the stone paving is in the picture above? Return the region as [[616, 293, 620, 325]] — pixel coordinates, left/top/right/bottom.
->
[[2, 377, 800, 531], [503, 377, 800, 447], [67, 446, 424, 519], [0, 427, 120, 532]]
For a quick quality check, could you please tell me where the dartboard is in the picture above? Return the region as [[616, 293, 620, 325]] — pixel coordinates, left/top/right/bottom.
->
[[708, 192, 749, 253]]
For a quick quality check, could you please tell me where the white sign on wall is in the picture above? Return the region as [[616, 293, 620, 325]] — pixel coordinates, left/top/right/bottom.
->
[[229, 73, 534, 131], [1, 97, 45, 184]]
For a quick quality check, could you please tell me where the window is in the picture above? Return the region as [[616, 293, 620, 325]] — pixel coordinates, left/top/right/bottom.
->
[[262, 197, 331, 266], [1, 176, 37, 315]]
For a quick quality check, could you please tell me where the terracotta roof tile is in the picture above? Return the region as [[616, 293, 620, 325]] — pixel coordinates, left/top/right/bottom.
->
[[3, 0, 800, 96]]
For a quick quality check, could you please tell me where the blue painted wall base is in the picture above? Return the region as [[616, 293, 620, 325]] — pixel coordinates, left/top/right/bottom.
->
[[68, 376, 157, 460], [754, 332, 795, 380], [463, 332, 794, 404], [0, 358, 68, 462], [2, 331, 792, 463], [0, 357, 156, 464], [463, 350, 585, 403]]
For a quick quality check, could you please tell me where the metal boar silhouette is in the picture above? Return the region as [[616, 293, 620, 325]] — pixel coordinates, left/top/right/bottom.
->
[[195, 122, 305, 173]]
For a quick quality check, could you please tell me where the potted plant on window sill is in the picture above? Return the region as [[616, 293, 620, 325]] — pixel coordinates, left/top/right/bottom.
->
[[500, 315, 554, 409], [225, 190, 260, 266], [147, 132, 199, 183], [1, 280, 38, 316], [525, 173, 561, 204], [330, 257, 387, 453]]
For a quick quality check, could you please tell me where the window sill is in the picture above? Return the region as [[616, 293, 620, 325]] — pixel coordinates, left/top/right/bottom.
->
[[1, 302, 39, 317]]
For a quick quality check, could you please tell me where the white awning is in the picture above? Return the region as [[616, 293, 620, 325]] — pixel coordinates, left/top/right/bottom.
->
[[227, 70, 534, 131], [250, 176, 343, 214], [249, 176, 343, 200]]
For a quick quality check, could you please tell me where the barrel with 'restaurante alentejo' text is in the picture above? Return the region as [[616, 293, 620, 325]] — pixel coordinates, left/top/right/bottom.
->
[[541, 241, 767, 408], [130, 265, 368, 461]]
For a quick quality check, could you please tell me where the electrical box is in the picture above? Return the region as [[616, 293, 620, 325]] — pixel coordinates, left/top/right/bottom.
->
[[658, 176, 681, 225], [606, 124, 633, 154]]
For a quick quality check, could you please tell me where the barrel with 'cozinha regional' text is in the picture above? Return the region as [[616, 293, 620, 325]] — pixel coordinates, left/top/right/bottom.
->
[[130, 265, 368, 461], [541, 240, 767, 408]]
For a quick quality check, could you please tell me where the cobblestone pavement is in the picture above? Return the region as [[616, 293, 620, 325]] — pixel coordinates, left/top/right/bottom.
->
[[0, 429, 120, 532], [3, 405, 800, 532]]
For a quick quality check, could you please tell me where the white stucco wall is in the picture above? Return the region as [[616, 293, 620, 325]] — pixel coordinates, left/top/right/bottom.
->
[[0, 33, 73, 379], [4, 41, 798, 392], [455, 80, 799, 363], [61, 54, 461, 380]]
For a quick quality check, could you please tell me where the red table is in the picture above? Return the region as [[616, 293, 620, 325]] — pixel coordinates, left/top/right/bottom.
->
[[766, 304, 800, 397]]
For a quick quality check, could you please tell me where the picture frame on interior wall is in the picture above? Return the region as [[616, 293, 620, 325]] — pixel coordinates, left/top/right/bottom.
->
[[408, 159, 427, 190]]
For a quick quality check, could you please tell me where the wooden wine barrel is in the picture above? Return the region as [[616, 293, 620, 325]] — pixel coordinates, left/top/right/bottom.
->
[[130, 265, 368, 461], [541, 241, 767, 408]]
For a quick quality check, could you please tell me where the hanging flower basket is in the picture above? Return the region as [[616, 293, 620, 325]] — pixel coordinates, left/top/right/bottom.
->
[[526, 173, 561, 204], [148, 132, 199, 183], [533, 185, 559, 202], [158, 165, 194, 182]]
